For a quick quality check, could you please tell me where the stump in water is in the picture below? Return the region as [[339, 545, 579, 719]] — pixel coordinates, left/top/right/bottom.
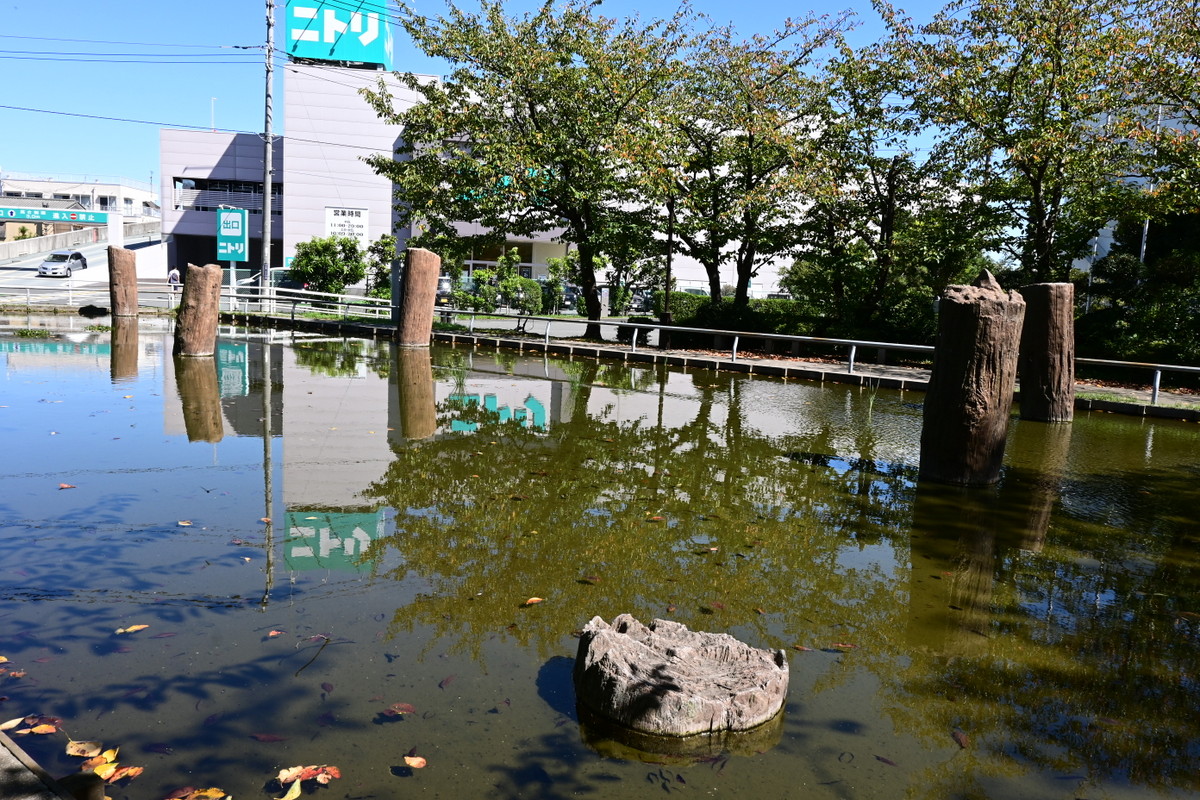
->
[[173, 263, 222, 357], [1018, 282, 1074, 422], [919, 270, 1025, 487], [107, 246, 138, 317], [397, 248, 440, 347], [573, 614, 788, 738]]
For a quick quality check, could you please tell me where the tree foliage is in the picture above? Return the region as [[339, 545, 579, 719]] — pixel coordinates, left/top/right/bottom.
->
[[288, 236, 367, 295], [363, 0, 696, 335]]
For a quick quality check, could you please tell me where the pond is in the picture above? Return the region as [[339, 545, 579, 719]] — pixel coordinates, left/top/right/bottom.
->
[[1, 316, 1197, 800]]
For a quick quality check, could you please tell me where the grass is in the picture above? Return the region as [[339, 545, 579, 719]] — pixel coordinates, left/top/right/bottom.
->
[[13, 328, 50, 338]]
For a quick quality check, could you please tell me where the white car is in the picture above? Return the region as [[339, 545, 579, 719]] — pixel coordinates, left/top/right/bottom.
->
[[37, 250, 88, 278]]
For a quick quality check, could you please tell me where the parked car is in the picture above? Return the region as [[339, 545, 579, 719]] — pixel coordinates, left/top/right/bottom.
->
[[37, 250, 88, 278]]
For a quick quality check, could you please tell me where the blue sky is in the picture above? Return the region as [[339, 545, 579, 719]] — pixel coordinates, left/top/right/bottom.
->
[[0, 0, 940, 194]]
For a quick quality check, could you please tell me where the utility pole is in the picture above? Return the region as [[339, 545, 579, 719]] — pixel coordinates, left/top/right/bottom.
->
[[261, 0, 275, 303]]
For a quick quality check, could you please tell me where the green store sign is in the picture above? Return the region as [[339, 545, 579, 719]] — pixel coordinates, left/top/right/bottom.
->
[[285, 0, 393, 69]]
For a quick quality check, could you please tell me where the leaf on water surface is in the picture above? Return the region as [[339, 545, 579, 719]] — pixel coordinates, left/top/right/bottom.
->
[[321, 682, 334, 694], [250, 733, 288, 742], [165, 788, 230, 800], [404, 755, 427, 769], [522, 597, 543, 606], [951, 729, 970, 749], [28, 723, 58, 734], [755, 607, 766, 615], [150, 632, 177, 639], [115, 624, 149, 635], [58, 484, 76, 490], [177, 520, 193, 527], [831, 643, 857, 649], [277, 781, 303, 800], [260, 517, 271, 523], [438, 675, 456, 690], [106, 765, 144, 783], [793, 645, 813, 652], [66, 740, 102, 758], [874, 755, 898, 767], [0, 657, 6, 663], [389, 702, 417, 714], [666, 604, 676, 613], [268, 630, 285, 638], [709, 601, 726, 610], [647, 516, 665, 522]]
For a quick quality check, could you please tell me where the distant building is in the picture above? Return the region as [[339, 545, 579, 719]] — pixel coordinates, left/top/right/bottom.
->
[[159, 0, 566, 286], [0, 172, 158, 240]]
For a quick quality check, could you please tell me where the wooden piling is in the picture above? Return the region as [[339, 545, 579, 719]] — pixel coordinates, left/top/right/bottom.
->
[[397, 248, 440, 347], [173, 263, 222, 357], [107, 246, 138, 317], [1018, 282, 1075, 422], [919, 271, 1026, 487]]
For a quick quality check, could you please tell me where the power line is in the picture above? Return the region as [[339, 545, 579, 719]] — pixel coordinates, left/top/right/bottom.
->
[[0, 33, 254, 49], [0, 54, 260, 64]]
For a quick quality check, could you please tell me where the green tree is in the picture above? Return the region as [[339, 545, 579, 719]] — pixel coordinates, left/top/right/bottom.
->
[[881, 0, 1156, 283], [288, 235, 367, 295], [363, 0, 696, 337], [364, 234, 397, 299], [665, 15, 849, 305]]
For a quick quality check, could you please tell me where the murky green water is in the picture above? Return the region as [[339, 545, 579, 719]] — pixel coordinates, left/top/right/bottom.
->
[[1, 317, 1197, 799]]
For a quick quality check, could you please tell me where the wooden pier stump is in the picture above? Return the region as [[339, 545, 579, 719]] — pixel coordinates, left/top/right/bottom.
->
[[110, 317, 139, 384], [174, 355, 224, 443], [397, 248, 440, 347], [919, 271, 1025, 487], [1018, 282, 1075, 422], [107, 246, 138, 317], [173, 263, 222, 357]]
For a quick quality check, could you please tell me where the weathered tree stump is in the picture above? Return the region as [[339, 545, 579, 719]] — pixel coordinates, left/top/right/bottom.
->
[[391, 346, 436, 440], [107, 246, 138, 317], [573, 614, 788, 738], [1018, 282, 1074, 422], [919, 270, 1025, 487], [397, 248, 440, 347], [110, 317, 139, 384], [173, 355, 224, 443], [173, 263, 222, 357]]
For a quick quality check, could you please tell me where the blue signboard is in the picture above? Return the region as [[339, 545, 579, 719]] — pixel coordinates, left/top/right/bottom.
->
[[285, 0, 393, 69], [1, 207, 108, 224], [216, 208, 248, 262], [285, 511, 387, 572]]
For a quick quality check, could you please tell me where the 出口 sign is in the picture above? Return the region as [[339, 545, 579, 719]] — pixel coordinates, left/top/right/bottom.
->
[[325, 206, 369, 249]]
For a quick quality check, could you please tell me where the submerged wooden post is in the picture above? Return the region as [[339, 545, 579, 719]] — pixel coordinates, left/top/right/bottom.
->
[[173, 263, 222, 357], [397, 248, 440, 347], [174, 355, 224, 443], [919, 271, 1026, 487], [107, 246, 138, 317], [110, 317, 139, 384], [1018, 282, 1075, 422]]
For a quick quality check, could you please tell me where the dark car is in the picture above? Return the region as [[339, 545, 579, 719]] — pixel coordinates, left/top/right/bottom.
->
[[37, 250, 88, 278]]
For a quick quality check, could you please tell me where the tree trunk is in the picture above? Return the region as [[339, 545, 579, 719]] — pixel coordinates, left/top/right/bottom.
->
[[110, 317, 139, 384], [107, 246, 138, 317], [173, 263, 222, 357], [1018, 282, 1074, 422], [919, 271, 1026, 487], [397, 248, 439, 347]]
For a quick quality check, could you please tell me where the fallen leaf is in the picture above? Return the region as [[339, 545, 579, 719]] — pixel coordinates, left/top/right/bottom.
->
[[165, 789, 230, 800], [58, 483, 77, 490], [874, 755, 898, 767], [389, 702, 416, 714], [755, 607, 766, 615], [403, 755, 427, 769], [648, 515, 665, 522], [0, 657, 6, 663], [106, 765, 144, 783], [93, 761, 120, 779], [438, 675, 456, 690], [952, 729, 970, 749], [277, 781, 302, 800], [123, 395, 134, 399], [321, 682, 334, 694], [666, 603, 677, 613], [832, 642, 857, 649], [793, 644, 813, 652], [250, 733, 288, 742], [522, 597, 543, 606], [260, 517, 271, 523], [66, 740, 102, 758], [177, 520, 193, 527], [29, 724, 58, 734], [268, 630, 285, 638], [115, 624, 149, 635]]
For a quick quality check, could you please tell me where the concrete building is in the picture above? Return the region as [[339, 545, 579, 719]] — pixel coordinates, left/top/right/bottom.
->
[[0, 171, 158, 241]]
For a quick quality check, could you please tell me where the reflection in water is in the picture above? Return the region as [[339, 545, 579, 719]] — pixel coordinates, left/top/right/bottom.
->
[[173, 354, 224, 442], [110, 317, 138, 384], [2, 328, 1199, 800], [391, 346, 437, 440]]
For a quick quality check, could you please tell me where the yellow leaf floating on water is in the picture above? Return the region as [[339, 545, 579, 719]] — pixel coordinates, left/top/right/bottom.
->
[[277, 781, 302, 800], [177, 520, 193, 527], [66, 740, 103, 758], [115, 625, 149, 635], [0, 656, 7, 663], [523, 597, 544, 606], [170, 790, 231, 800], [29, 724, 58, 734], [403, 755, 427, 769]]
